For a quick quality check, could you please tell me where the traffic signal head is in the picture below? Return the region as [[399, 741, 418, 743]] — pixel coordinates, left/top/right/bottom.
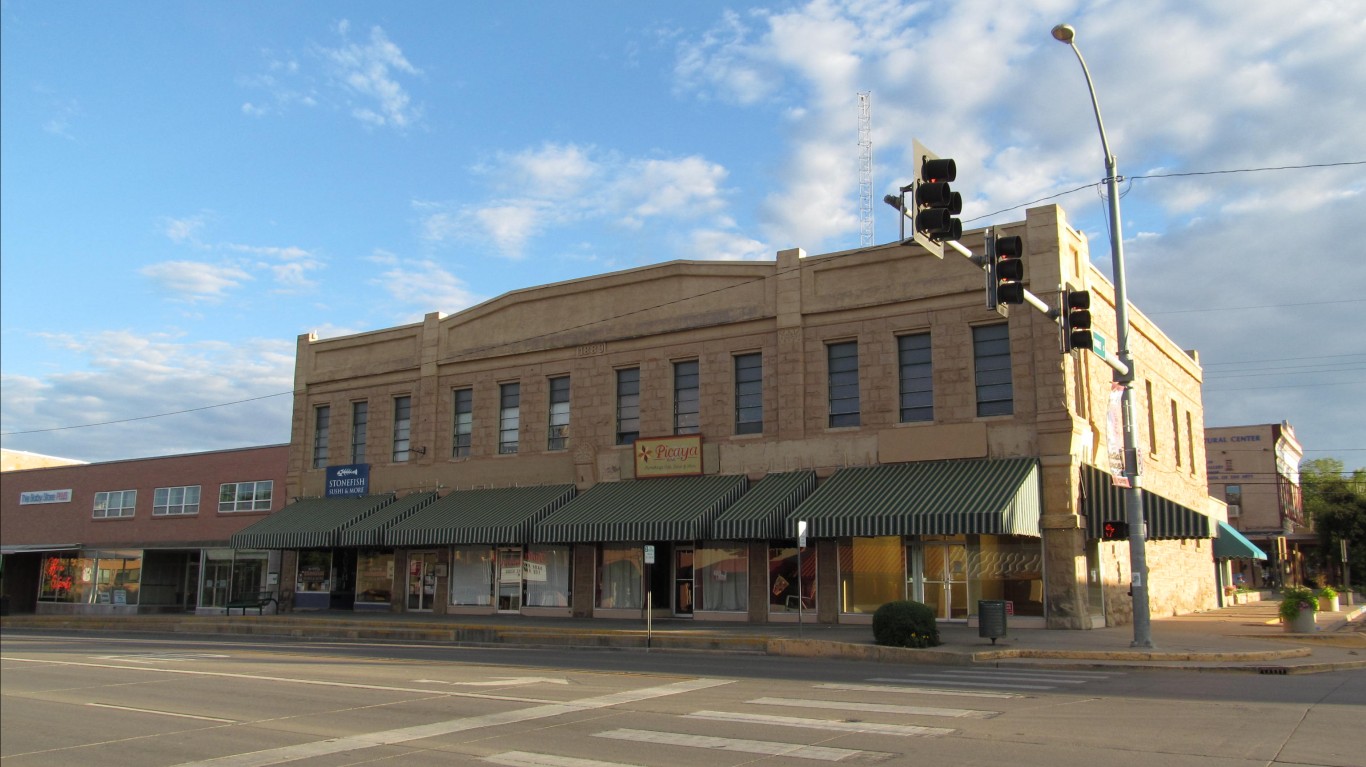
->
[[909, 140, 962, 258], [989, 234, 1025, 306], [1061, 288, 1094, 353], [1101, 520, 1129, 541]]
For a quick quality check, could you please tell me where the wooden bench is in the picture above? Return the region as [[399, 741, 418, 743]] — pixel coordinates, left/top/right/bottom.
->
[[226, 591, 277, 615]]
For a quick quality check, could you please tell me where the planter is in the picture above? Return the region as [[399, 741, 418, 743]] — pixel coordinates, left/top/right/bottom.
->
[[1284, 608, 1317, 633], [1319, 595, 1340, 612]]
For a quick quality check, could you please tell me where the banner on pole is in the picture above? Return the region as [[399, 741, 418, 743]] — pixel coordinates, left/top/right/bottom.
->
[[1108, 383, 1130, 488]]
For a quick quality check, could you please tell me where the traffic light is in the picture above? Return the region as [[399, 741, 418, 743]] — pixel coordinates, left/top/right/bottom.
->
[[909, 139, 961, 258], [988, 233, 1025, 308], [1101, 520, 1129, 541], [1060, 287, 1094, 353]]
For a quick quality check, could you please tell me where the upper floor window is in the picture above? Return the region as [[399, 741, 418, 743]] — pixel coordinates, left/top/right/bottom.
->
[[1171, 400, 1182, 468], [452, 388, 473, 457], [898, 333, 933, 423], [219, 481, 273, 513], [734, 353, 763, 435], [616, 368, 640, 445], [972, 324, 1013, 417], [674, 360, 700, 435], [94, 490, 136, 519], [499, 382, 521, 454], [153, 486, 200, 516], [351, 401, 368, 464], [312, 405, 330, 469], [393, 396, 412, 462], [548, 376, 571, 451], [827, 341, 860, 428]]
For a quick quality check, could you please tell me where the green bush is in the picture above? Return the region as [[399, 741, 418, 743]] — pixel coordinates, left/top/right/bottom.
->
[[1278, 585, 1319, 621], [872, 600, 940, 648], [1318, 585, 1337, 599]]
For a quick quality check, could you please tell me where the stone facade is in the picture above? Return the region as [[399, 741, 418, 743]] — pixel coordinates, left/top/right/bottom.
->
[[287, 204, 1218, 628]]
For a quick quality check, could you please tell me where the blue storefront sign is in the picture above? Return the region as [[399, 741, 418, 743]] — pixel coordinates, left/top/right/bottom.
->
[[325, 464, 370, 498]]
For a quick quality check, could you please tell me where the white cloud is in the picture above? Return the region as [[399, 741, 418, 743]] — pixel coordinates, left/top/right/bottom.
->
[[321, 22, 423, 129], [139, 261, 252, 302], [373, 259, 483, 316], [0, 331, 295, 462]]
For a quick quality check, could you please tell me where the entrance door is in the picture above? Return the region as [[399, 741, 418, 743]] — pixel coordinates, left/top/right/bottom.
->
[[674, 544, 694, 617], [202, 559, 231, 608], [407, 551, 438, 611], [921, 540, 969, 620], [496, 548, 523, 612]]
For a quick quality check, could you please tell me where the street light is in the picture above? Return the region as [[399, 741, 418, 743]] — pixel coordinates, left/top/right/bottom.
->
[[1051, 22, 1155, 648]]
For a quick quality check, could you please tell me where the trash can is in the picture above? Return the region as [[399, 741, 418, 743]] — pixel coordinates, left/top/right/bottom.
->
[[978, 599, 1007, 644]]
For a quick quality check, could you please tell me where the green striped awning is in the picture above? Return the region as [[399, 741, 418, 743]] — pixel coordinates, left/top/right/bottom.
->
[[535, 475, 749, 543], [337, 491, 439, 547], [1081, 464, 1213, 540], [710, 471, 817, 540], [788, 459, 1042, 539], [1213, 520, 1268, 560], [385, 485, 576, 547], [230, 495, 396, 549]]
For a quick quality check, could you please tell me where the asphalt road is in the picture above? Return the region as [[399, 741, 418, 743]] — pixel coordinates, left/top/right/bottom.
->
[[2, 631, 1362, 767]]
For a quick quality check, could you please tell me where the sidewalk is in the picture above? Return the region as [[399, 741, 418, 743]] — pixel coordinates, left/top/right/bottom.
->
[[3, 601, 1363, 675]]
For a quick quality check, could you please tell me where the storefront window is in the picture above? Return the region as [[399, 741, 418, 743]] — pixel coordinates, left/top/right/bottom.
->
[[40, 553, 92, 603], [525, 545, 572, 607], [837, 536, 903, 614], [356, 549, 394, 604], [768, 545, 816, 613], [450, 545, 493, 606], [968, 535, 1044, 617], [296, 550, 332, 593], [696, 543, 747, 611], [598, 544, 642, 609], [230, 550, 268, 602], [39, 551, 142, 605]]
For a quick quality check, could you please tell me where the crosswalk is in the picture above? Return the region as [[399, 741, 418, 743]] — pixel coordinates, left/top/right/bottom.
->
[[480, 669, 1121, 766]]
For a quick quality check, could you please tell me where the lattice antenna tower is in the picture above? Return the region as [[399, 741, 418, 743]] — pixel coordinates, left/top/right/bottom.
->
[[857, 92, 873, 247]]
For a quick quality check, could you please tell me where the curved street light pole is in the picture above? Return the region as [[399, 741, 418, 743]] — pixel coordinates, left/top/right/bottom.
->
[[1051, 23, 1154, 648]]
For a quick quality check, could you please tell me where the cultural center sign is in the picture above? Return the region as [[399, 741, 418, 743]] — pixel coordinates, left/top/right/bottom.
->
[[634, 435, 703, 478]]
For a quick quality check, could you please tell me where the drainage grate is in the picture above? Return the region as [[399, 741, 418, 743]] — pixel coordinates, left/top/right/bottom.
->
[[1258, 666, 1289, 675]]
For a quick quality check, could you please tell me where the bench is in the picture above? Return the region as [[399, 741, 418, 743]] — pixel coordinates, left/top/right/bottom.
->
[[226, 591, 277, 615]]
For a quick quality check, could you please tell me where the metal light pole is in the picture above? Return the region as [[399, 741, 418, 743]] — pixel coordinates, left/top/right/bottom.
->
[[1051, 23, 1154, 648]]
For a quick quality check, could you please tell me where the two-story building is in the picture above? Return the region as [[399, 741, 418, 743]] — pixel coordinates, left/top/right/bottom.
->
[[248, 204, 1220, 630]]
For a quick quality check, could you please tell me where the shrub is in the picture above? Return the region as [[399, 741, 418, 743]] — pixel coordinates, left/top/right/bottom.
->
[[1318, 585, 1337, 599], [1278, 585, 1319, 621], [872, 600, 940, 648]]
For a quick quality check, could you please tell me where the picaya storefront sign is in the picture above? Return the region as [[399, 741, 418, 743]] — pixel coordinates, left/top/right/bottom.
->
[[634, 435, 703, 478]]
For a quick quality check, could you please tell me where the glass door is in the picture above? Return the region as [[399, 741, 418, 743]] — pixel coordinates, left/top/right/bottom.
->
[[674, 544, 694, 617], [920, 539, 969, 620], [407, 551, 438, 611], [496, 548, 523, 612]]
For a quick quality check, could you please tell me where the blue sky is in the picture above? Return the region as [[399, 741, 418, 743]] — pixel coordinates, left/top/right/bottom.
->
[[2, 0, 1363, 472]]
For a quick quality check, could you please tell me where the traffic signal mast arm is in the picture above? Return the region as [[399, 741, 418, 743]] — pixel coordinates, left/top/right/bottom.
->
[[942, 238, 1131, 377]]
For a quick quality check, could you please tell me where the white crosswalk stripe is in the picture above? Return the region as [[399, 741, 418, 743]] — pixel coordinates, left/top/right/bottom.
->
[[748, 696, 999, 719], [687, 710, 955, 738], [484, 752, 640, 767], [816, 682, 1020, 699], [595, 729, 888, 762], [869, 669, 1120, 691]]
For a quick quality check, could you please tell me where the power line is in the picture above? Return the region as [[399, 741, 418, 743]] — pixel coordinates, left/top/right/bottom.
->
[[1149, 298, 1366, 316], [0, 391, 295, 436]]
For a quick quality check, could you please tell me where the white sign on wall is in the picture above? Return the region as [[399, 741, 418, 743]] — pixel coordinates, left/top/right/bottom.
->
[[20, 489, 72, 505]]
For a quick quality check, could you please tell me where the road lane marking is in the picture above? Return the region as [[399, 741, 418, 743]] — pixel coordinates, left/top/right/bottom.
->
[[817, 683, 1018, 699], [414, 676, 569, 687], [595, 728, 885, 762], [687, 711, 953, 738], [867, 676, 1054, 691], [750, 697, 998, 719], [171, 678, 732, 767], [93, 653, 230, 663], [86, 703, 235, 723], [485, 752, 643, 767]]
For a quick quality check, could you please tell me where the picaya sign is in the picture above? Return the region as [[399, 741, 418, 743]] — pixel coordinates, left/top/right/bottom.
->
[[633, 435, 703, 478]]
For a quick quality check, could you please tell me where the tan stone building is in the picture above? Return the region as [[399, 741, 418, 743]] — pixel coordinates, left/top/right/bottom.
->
[[265, 204, 1218, 629], [1206, 421, 1309, 587]]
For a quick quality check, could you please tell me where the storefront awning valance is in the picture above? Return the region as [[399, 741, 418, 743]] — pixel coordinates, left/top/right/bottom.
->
[[1081, 464, 1212, 540], [710, 471, 817, 540], [338, 491, 439, 547], [0, 543, 81, 555], [1213, 520, 1268, 560], [788, 458, 1042, 539], [230, 495, 395, 550], [385, 485, 576, 547], [535, 475, 749, 543]]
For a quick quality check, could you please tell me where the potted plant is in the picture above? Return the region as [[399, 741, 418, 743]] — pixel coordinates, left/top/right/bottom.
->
[[1279, 585, 1318, 633], [1318, 586, 1340, 612]]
